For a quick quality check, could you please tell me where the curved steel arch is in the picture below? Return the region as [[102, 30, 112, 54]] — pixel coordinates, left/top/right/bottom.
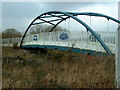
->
[[50, 12, 120, 32], [20, 11, 120, 55], [67, 12, 120, 23]]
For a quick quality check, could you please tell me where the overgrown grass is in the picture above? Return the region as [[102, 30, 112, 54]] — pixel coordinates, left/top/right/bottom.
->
[[2, 47, 115, 88]]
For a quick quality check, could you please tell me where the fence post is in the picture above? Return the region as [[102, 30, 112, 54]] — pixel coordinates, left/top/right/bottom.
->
[[50, 32, 51, 45], [58, 31, 59, 46], [116, 25, 120, 88], [115, 1, 120, 88], [43, 32, 45, 45]]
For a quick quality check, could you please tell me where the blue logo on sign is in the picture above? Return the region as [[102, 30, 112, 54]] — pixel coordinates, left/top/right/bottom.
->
[[59, 33, 68, 40], [33, 35, 37, 41]]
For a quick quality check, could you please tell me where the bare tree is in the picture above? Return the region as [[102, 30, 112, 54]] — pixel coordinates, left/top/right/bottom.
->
[[2, 28, 22, 39], [30, 24, 49, 34], [29, 24, 67, 34]]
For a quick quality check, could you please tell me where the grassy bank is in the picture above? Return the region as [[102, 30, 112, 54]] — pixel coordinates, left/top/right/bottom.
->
[[2, 47, 115, 88]]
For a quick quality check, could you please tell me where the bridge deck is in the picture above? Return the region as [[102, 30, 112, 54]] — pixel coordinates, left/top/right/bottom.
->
[[23, 41, 115, 54]]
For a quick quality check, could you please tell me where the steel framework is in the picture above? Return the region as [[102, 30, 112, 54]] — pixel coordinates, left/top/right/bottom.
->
[[20, 11, 120, 55]]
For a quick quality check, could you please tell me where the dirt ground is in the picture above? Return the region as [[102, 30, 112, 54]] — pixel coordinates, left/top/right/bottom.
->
[[2, 46, 116, 88]]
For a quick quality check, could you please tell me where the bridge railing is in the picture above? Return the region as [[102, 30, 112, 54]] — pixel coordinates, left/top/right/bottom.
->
[[1, 37, 22, 46], [23, 31, 116, 54], [24, 31, 116, 43], [0, 31, 116, 53]]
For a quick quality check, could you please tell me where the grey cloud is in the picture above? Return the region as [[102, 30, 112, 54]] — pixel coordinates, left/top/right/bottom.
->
[[2, 2, 118, 32]]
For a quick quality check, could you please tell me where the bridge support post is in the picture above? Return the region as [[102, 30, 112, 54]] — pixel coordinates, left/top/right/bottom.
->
[[116, 25, 120, 88], [116, 1, 120, 88], [50, 32, 51, 45]]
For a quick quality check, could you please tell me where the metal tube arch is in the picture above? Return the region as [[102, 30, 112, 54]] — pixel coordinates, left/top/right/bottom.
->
[[67, 12, 120, 24], [20, 11, 120, 55], [49, 11, 111, 55], [49, 12, 120, 33], [49, 17, 69, 32]]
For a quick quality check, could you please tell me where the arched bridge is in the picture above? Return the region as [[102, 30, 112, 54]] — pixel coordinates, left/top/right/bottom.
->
[[20, 11, 120, 55]]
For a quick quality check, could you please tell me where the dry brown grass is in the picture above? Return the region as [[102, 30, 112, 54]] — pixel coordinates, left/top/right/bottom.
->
[[2, 47, 115, 88]]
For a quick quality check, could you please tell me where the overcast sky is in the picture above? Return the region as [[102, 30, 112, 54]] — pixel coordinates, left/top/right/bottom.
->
[[1, 1, 119, 33]]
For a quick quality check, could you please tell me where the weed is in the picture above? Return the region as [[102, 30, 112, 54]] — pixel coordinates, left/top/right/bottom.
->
[[2, 47, 115, 88]]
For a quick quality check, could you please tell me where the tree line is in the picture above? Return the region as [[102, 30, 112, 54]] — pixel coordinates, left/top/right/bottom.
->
[[1, 24, 66, 39]]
